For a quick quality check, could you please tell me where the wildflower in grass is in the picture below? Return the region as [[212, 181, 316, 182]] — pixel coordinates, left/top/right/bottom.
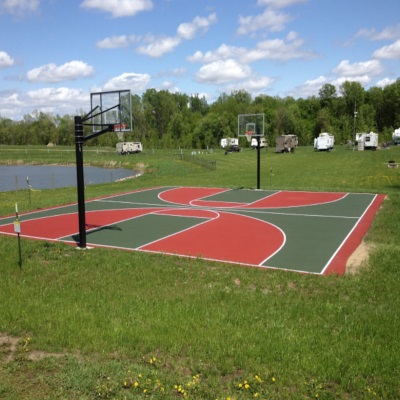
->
[[367, 387, 377, 396]]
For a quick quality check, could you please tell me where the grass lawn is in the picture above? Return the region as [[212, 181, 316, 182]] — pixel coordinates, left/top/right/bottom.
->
[[0, 144, 399, 399]]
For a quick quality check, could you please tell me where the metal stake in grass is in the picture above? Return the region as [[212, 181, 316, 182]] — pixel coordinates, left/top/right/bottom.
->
[[26, 176, 31, 204], [14, 203, 22, 269]]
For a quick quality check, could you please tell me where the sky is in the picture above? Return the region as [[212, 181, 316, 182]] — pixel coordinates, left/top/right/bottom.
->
[[0, 0, 400, 121]]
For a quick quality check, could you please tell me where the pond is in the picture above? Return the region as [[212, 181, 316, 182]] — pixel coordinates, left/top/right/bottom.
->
[[0, 165, 137, 193]]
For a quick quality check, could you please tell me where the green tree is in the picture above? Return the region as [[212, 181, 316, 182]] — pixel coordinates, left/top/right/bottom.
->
[[318, 83, 337, 109]]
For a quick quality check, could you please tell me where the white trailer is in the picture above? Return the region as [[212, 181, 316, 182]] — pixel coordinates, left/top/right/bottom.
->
[[356, 132, 378, 150], [220, 138, 238, 148], [314, 132, 334, 151], [251, 137, 267, 148], [393, 128, 400, 145], [116, 141, 143, 155]]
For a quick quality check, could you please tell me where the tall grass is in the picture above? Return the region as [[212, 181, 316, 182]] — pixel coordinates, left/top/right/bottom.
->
[[0, 144, 399, 399]]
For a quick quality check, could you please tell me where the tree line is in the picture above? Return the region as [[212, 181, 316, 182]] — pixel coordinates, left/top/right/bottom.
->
[[1, 79, 399, 149]]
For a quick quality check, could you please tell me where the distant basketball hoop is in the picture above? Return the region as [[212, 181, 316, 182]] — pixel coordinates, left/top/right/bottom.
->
[[237, 113, 265, 190]]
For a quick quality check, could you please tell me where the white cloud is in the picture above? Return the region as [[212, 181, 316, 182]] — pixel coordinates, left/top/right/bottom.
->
[[0, 0, 39, 15], [102, 72, 151, 92], [238, 8, 291, 35], [27, 87, 84, 102], [27, 61, 95, 83], [26, 87, 88, 115], [97, 35, 136, 49], [136, 13, 217, 58], [0, 88, 91, 120], [0, 51, 15, 68], [257, 0, 308, 8], [227, 75, 275, 93], [177, 13, 217, 40], [355, 24, 400, 41], [196, 59, 252, 84], [333, 75, 372, 87], [0, 92, 24, 111], [188, 34, 316, 64], [160, 81, 180, 92], [0, 92, 24, 119], [81, 0, 153, 18], [290, 60, 382, 97], [289, 75, 328, 98], [333, 59, 382, 77], [376, 77, 396, 87], [373, 39, 400, 59], [136, 36, 181, 57]]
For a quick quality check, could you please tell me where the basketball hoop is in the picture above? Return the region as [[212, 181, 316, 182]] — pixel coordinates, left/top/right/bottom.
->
[[245, 130, 253, 142]]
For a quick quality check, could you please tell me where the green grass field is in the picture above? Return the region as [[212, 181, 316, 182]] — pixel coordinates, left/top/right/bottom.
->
[[0, 144, 400, 399]]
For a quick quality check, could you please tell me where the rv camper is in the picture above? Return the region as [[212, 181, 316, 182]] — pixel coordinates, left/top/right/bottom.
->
[[220, 137, 240, 152], [251, 137, 267, 149], [314, 132, 334, 151], [275, 135, 298, 153], [393, 128, 400, 145], [356, 132, 378, 150], [220, 138, 238, 148], [116, 142, 143, 155]]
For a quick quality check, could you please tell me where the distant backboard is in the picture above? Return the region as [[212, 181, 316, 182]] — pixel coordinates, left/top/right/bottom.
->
[[90, 90, 132, 133], [238, 113, 265, 137]]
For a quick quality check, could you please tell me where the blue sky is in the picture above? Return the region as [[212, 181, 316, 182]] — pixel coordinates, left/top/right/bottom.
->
[[0, 0, 399, 120]]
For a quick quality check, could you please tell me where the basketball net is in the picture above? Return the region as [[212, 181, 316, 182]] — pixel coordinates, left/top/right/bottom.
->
[[114, 124, 125, 141], [245, 131, 253, 142]]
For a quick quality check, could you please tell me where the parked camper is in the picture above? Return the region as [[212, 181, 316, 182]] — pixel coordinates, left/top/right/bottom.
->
[[220, 138, 239, 148], [275, 135, 298, 153], [221, 137, 240, 152], [393, 128, 400, 145], [251, 137, 267, 149], [356, 132, 378, 150], [116, 141, 143, 155], [314, 132, 334, 151]]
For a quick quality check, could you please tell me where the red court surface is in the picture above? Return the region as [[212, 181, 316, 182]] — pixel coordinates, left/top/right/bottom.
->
[[0, 186, 385, 275]]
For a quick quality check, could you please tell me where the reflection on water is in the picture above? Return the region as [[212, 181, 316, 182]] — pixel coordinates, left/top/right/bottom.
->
[[0, 165, 136, 192]]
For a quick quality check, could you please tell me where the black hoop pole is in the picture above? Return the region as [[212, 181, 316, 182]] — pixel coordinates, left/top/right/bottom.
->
[[74, 115, 86, 249], [74, 116, 115, 249], [257, 135, 261, 190]]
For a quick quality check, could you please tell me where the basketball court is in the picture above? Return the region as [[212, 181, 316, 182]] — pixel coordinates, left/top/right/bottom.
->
[[0, 187, 385, 275]]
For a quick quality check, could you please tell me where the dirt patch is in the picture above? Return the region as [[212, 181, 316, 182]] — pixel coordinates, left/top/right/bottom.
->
[[0, 333, 65, 363], [346, 241, 375, 274]]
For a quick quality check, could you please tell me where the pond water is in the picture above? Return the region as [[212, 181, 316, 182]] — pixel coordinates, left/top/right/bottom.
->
[[0, 165, 137, 192]]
